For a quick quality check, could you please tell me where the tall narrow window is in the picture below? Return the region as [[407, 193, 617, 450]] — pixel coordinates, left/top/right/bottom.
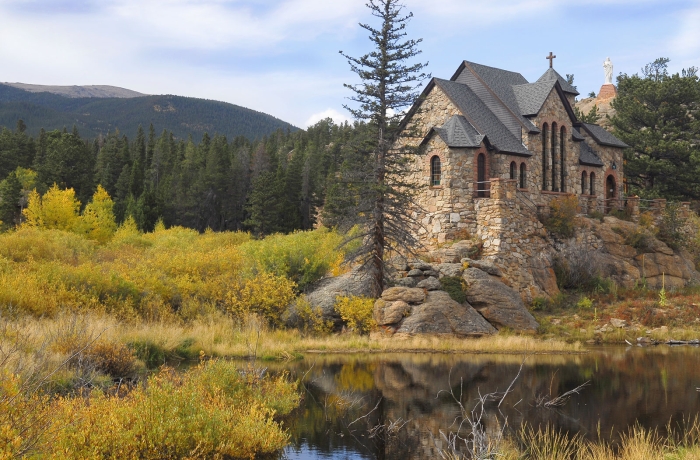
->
[[430, 155, 441, 186], [551, 122, 558, 191], [477, 153, 486, 197], [541, 123, 548, 190], [520, 163, 527, 189], [590, 172, 595, 196], [560, 126, 566, 192], [510, 161, 516, 180], [581, 171, 587, 195]]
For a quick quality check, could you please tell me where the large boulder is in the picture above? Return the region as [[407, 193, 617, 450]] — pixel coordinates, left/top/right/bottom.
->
[[462, 272, 539, 331], [381, 287, 426, 304], [304, 267, 374, 320], [394, 291, 496, 337], [374, 300, 410, 326], [416, 276, 442, 291]]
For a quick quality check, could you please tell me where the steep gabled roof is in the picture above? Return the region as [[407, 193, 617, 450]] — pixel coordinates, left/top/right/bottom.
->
[[581, 123, 629, 148], [451, 61, 540, 135], [513, 79, 557, 116], [434, 78, 531, 156], [432, 115, 484, 148], [537, 68, 579, 95], [579, 142, 605, 166]]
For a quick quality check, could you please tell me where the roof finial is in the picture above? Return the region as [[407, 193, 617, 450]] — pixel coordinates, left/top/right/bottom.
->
[[546, 52, 556, 68]]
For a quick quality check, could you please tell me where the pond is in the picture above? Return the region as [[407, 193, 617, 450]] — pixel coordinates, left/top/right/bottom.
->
[[274, 346, 700, 459]]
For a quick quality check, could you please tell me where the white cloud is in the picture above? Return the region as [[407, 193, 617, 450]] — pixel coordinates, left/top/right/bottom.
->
[[304, 108, 351, 127]]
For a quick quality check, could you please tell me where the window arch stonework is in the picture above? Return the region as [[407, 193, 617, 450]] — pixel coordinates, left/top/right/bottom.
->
[[424, 151, 447, 188]]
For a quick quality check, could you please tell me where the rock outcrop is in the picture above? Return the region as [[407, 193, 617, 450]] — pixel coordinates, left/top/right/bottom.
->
[[382, 291, 496, 338], [304, 266, 374, 321], [575, 216, 700, 289], [374, 261, 537, 337]]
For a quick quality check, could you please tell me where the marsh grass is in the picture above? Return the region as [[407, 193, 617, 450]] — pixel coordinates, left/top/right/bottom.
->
[[458, 418, 700, 459]]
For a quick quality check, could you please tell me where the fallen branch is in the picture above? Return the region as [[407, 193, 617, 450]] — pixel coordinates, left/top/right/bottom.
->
[[543, 381, 590, 408]]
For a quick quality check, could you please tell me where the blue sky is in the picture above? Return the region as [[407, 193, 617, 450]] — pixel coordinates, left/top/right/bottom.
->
[[1, 0, 699, 128]]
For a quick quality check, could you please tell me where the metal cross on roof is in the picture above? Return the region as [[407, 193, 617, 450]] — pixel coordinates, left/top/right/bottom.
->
[[546, 52, 556, 68]]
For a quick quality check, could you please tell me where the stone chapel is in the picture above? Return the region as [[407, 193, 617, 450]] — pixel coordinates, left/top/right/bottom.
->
[[402, 57, 628, 248]]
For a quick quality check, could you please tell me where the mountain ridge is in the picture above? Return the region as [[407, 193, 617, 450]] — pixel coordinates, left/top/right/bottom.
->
[[1, 83, 146, 99], [0, 83, 298, 140]]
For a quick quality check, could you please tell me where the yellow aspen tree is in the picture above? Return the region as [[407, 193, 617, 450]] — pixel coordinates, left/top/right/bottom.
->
[[79, 185, 117, 243], [21, 190, 43, 228], [22, 185, 81, 231]]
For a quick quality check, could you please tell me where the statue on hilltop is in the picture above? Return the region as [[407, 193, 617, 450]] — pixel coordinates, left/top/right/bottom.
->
[[603, 57, 613, 85]]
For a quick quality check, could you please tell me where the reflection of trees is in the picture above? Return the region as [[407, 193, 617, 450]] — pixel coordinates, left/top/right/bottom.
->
[[281, 348, 700, 458]]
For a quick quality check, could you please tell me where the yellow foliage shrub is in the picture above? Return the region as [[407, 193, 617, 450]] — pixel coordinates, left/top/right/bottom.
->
[[334, 296, 376, 334], [49, 360, 299, 459], [0, 371, 49, 460], [0, 223, 343, 322], [292, 296, 333, 335], [240, 228, 344, 291], [228, 272, 296, 326]]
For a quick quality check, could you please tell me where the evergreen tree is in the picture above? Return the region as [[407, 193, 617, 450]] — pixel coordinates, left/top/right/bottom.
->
[[0, 170, 22, 229], [611, 58, 700, 200], [339, 0, 429, 296], [244, 171, 282, 236]]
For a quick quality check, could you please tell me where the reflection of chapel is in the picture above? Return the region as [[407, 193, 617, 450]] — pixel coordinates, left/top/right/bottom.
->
[[405, 56, 628, 245]]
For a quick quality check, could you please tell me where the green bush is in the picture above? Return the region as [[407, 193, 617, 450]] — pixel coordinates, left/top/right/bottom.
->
[[441, 276, 467, 303], [624, 228, 654, 252], [544, 195, 579, 239], [658, 202, 686, 250]]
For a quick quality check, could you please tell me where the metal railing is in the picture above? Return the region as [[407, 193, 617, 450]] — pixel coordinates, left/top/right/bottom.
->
[[474, 180, 491, 198]]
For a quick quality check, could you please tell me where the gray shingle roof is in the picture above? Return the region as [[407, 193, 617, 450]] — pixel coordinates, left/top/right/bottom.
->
[[455, 62, 540, 134], [579, 142, 604, 166], [434, 115, 484, 148], [572, 127, 585, 141], [537, 68, 579, 95], [581, 123, 629, 148], [513, 79, 557, 116], [434, 78, 531, 156]]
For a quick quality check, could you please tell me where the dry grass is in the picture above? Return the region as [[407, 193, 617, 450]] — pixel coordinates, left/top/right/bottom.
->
[[2, 313, 582, 369], [534, 285, 700, 344], [488, 419, 700, 460]]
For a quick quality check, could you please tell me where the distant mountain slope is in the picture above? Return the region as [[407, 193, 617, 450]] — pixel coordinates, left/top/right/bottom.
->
[[2, 83, 145, 98], [0, 83, 298, 140]]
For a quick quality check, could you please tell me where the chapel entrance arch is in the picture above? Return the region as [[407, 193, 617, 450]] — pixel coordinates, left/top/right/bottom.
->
[[606, 174, 616, 213]]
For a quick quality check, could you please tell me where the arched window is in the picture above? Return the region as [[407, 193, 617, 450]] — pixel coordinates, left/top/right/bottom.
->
[[430, 155, 441, 186], [590, 172, 595, 196], [477, 153, 486, 197], [581, 171, 587, 195], [509, 161, 517, 180], [541, 123, 548, 190], [560, 126, 566, 192], [551, 122, 558, 191], [519, 163, 526, 189]]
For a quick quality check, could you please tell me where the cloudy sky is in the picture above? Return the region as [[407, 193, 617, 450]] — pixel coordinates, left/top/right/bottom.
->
[[1, 0, 699, 128]]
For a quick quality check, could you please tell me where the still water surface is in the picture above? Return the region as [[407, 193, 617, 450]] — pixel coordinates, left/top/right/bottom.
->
[[273, 346, 700, 459]]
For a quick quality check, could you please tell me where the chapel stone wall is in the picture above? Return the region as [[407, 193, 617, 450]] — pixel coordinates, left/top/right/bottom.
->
[[474, 178, 557, 301]]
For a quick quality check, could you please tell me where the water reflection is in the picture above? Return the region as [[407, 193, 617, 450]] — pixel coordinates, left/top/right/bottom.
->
[[279, 347, 700, 459]]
